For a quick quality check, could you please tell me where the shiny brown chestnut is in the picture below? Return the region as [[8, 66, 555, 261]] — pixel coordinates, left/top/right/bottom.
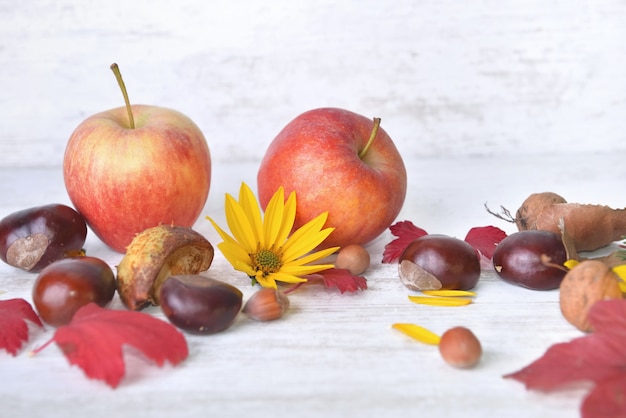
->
[[32, 256, 116, 326], [492, 230, 567, 290], [159, 275, 243, 335], [0, 204, 88, 272], [400, 235, 481, 290]]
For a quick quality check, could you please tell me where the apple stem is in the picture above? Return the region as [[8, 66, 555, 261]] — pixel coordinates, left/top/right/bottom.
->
[[110, 63, 135, 129], [358, 117, 381, 159]]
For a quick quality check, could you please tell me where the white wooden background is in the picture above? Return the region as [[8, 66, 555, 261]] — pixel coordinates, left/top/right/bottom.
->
[[1, 0, 625, 168], [2, 2, 626, 418]]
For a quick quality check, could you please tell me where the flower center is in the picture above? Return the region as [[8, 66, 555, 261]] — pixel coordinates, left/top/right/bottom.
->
[[252, 248, 282, 276]]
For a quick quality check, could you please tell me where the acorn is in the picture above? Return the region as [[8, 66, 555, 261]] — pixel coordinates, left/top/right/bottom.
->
[[243, 288, 290, 321]]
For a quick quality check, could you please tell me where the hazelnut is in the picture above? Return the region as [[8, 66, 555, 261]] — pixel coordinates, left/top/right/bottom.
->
[[559, 259, 623, 332], [243, 288, 290, 321], [335, 244, 370, 275], [438, 326, 482, 369]]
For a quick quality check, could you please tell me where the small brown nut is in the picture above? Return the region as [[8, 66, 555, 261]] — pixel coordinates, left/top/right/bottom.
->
[[438, 326, 482, 369], [243, 288, 290, 321], [116, 225, 214, 310], [559, 259, 623, 332], [335, 244, 370, 275]]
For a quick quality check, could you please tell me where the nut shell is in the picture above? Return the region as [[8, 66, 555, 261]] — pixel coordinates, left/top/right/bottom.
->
[[116, 225, 214, 310], [335, 244, 370, 275], [559, 259, 623, 332], [243, 288, 290, 321], [438, 326, 482, 369]]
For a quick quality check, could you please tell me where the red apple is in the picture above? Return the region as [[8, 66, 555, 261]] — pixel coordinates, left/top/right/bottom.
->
[[63, 64, 211, 253], [257, 107, 407, 249]]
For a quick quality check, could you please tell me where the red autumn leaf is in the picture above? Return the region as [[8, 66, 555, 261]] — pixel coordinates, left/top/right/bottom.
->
[[382, 221, 428, 263], [0, 298, 44, 356], [504, 299, 626, 418], [304, 268, 367, 293], [33, 303, 188, 388], [464, 225, 507, 260]]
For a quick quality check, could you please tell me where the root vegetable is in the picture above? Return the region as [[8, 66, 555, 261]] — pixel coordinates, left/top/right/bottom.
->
[[491, 192, 626, 252], [559, 260, 623, 332]]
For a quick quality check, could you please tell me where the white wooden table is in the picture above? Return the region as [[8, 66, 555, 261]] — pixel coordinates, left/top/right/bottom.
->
[[1, 153, 622, 418], [2, 0, 625, 416]]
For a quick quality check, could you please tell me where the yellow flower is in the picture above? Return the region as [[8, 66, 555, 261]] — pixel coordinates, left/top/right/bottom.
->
[[207, 182, 339, 289]]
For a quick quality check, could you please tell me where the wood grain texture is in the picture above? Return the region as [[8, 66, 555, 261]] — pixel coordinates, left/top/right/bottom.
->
[[0, 0, 625, 168], [1, 153, 624, 417]]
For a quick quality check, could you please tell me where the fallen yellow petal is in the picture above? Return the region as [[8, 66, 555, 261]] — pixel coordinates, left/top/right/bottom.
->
[[421, 289, 476, 297], [612, 265, 626, 282], [408, 295, 473, 307], [618, 281, 626, 294], [392, 323, 441, 345]]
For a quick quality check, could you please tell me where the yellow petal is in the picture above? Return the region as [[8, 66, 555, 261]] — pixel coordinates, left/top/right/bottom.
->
[[392, 323, 441, 345], [422, 290, 477, 297], [224, 194, 257, 253], [263, 186, 286, 248], [564, 259, 580, 270], [254, 272, 278, 289], [280, 263, 335, 276], [408, 295, 473, 307], [612, 265, 626, 281], [619, 281, 626, 294], [284, 246, 339, 267], [267, 271, 308, 285], [276, 191, 297, 245], [217, 242, 254, 274], [206, 215, 238, 247], [238, 183, 264, 248], [282, 215, 333, 262]]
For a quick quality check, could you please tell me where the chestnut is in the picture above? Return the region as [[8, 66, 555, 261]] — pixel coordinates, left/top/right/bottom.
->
[[159, 275, 243, 335], [399, 235, 481, 290], [492, 230, 567, 290], [0, 204, 87, 272], [32, 256, 116, 326]]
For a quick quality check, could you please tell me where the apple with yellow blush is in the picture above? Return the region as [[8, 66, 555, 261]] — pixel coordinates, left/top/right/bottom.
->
[[63, 64, 211, 253]]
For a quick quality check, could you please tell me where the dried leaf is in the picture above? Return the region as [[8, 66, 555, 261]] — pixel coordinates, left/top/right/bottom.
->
[[33, 303, 188, 388], [463, 225, 507, 260], [504, 299, 626, 418], [0, 298, 44, 356], [392, 323, 441, 345], [382, 221, 428, 263], [305, 268, 367, 293]]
